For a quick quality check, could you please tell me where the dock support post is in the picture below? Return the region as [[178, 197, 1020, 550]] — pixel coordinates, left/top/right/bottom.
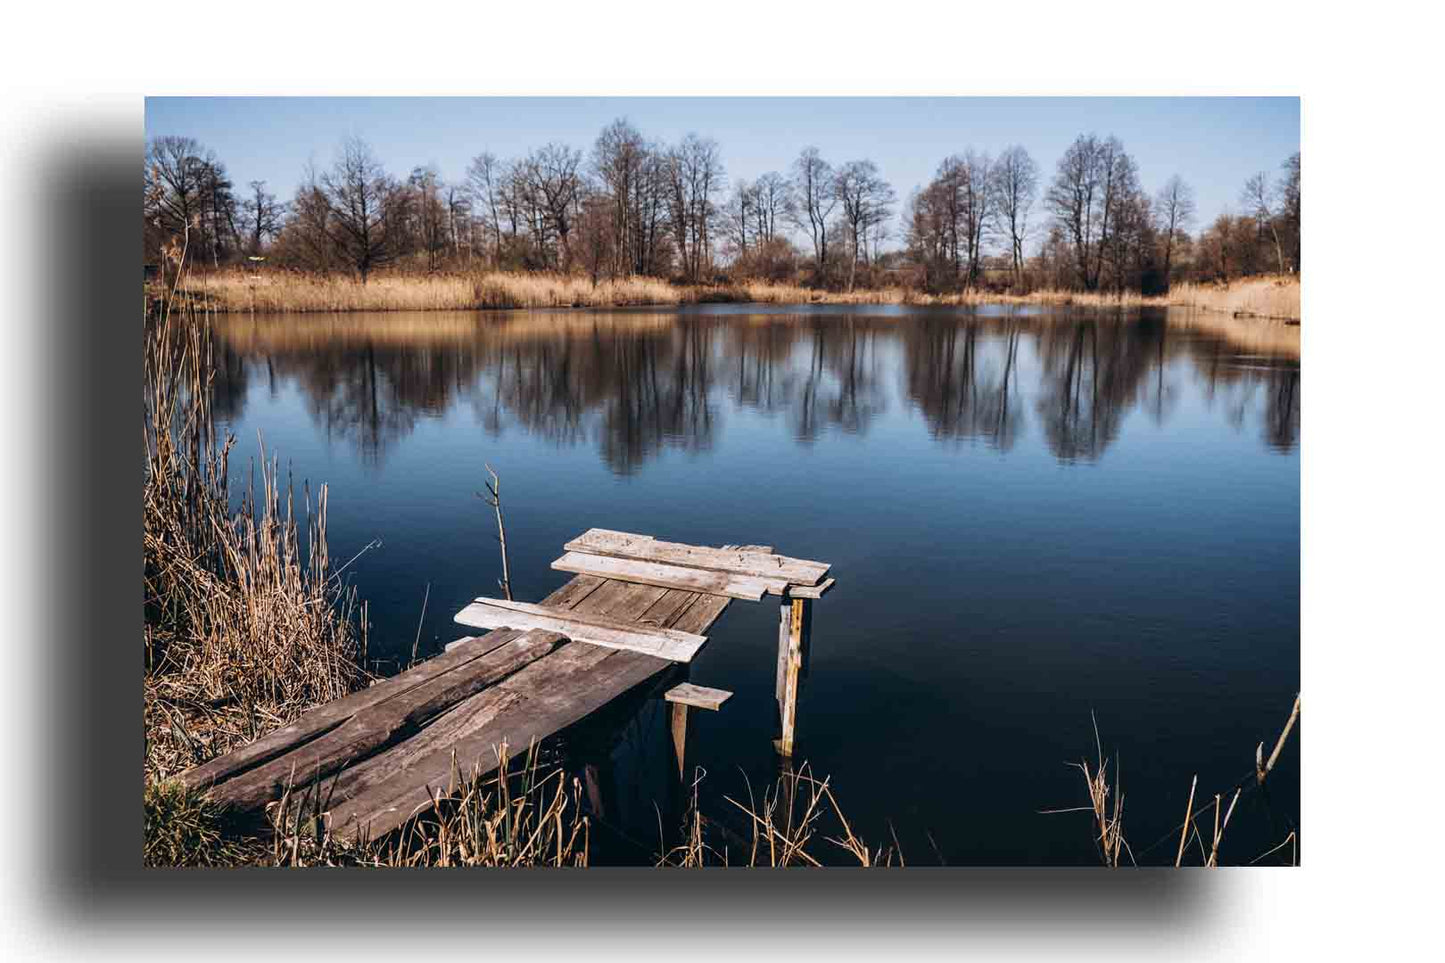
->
[[670, 702, 689, 780], [774, 596, 810, 757]]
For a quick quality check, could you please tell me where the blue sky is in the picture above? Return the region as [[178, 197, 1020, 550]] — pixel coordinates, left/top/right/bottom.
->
[[146, 97, 1298, 250]]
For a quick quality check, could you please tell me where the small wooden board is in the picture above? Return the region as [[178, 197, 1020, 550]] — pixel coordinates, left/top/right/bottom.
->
[[454, 597, 709, 663], [551, 551, 787, 600], [565, 529, 829, 587], [664, 683, 733, 711], [787, 577, 836, 600]]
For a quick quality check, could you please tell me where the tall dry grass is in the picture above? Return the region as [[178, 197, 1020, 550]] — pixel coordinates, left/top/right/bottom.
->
[[1169, 275, 1300, 322], [659, 763, 895, 867], [144, 248, 371, 784], [170, 267, 1299, 323], [183, 270, 688, 312], [173, 268, 1179, 314]]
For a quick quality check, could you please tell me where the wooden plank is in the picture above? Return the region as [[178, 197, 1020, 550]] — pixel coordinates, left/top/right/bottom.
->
[[551, 551, 786, 600], [177, 629, 524, 793], [327, 560, 754, 841], [454, 597, 708, 663], [788, 577, 836, 600], [326, 642, 670, 841], [199, 631, 561, 819], [664, 683, 733, 711], [565, 529, 830, 587]]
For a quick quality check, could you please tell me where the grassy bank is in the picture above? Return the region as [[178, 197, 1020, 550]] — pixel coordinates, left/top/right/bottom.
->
[[1169, 275, 1300, 322], [165, 268, 1298, 321], [167, 269, 1180, 313]]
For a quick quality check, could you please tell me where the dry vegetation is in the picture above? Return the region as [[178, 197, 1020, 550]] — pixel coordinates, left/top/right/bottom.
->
[[660, 764, 896, 867], [1170, 274, 1300, 321], [143, 293, 371, 786], [168, 267, 1297, 321], [1046, 700, 1301, 868]]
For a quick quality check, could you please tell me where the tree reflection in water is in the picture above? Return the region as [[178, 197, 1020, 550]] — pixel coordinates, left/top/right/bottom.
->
[[210, 308, 1299, 469]]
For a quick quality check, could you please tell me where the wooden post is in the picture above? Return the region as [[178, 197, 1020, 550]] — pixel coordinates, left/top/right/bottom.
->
[[670, 702, 689, 780], [663, 683, 732, 781], [775, 596, 810, 757], [582, 762, 606, 821]]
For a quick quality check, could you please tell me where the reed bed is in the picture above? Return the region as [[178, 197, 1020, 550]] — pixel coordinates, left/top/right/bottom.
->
[[170, 268, 1298, 323], [185, 270, 688, 312], [1170, 275, 1300, 322], [143, 298, 371, 784], [174, 269, 1181, 314]]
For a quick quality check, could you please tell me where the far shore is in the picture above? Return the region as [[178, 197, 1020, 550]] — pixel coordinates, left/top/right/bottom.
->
[[157, 270, 1301, 323]]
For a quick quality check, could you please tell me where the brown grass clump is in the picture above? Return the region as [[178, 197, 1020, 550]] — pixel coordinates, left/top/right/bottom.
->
[[1169, 275, 1300, 322], [144, 244, 371, 785]]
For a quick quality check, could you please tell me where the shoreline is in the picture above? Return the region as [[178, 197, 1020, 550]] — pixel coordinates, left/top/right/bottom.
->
[[156, 271, 1301, 323]]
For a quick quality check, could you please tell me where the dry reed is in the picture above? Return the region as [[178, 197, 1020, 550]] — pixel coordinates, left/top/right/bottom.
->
[[658, 764, 894, 867], [143, 297, 371, 781], [1170, 275, 1300, 322], [167, 268, 1212, 315], [169, 267, 1298, 323]]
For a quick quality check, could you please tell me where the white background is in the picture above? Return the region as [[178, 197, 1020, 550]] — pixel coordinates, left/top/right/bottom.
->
[[2, 2, 1441, 959]]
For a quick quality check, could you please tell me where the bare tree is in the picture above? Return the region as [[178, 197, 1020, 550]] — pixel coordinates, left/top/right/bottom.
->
[[958, 150, 993, 289], [752, 171, 794, 245], [1280, 152, 1300, 273], [790, 147, 838, 283], [319, 136, 399, 282], [528, 143, 584, 270], [665, 134, 725, 282], [1045, 133, 1136, 291], [465, 151, 505, 267], [1242, 171, 1285, 273], [1153, 175, 1195, 287], [241, 180, 285, 256], [992, 145, 1038, 288], [833, 159, 896, 291]]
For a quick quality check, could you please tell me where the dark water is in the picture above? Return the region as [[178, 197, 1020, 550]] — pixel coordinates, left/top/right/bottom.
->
[[210, 305, 1300, 866]]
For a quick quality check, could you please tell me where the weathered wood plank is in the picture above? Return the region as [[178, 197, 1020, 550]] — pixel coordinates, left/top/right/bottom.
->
[[777, 598, 809, 757], [326, 642, 669, 841], [565, 529, 829, 586], [664, 683, 733, 711], [324, 564, 750, 842], [177, 629, 524, 793], [788, 577, 836, 600], [454, 597, 708, 662], [551, 551, 786, 600], [200, 631, 561, 819]]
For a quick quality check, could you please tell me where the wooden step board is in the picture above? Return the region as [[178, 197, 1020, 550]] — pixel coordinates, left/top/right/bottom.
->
[[551, 551, 787, 601], [564, 529, 830, 589], [664, 682, 733, 711], [454, 597, 709, 662]]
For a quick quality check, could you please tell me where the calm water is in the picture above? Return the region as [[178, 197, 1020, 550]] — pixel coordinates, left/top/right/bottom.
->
[[211, 305, 1300, 865]]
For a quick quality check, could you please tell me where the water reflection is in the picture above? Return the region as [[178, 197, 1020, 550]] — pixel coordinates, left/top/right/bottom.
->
[[212, 307, 1299, 468]]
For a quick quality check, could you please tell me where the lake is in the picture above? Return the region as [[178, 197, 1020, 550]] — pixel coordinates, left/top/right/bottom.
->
[[209, 304, 1300, 865]]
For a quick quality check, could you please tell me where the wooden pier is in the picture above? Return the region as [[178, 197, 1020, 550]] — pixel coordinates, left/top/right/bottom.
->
[[178, 529, 833, 842]]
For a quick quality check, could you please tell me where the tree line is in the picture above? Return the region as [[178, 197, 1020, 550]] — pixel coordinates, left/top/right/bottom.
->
[[145, 121, 1299, 293]]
